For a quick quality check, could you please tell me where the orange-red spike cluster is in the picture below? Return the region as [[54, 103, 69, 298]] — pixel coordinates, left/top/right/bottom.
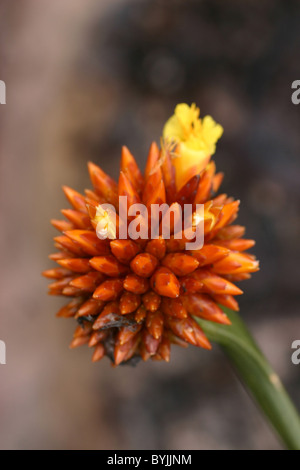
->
[[44, 141, 258, 366]]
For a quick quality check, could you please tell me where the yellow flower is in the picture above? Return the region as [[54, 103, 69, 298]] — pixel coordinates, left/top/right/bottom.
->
[[163, 103, 223, 190], [94, 204, 116, 240]]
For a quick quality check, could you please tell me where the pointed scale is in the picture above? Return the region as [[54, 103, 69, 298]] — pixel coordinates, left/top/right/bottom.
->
[[110, 239, 140, 264], [90, 255, 129, 277], [213, 200, 240, 232], [161, 297, 188, 319], [51, 219, 74, 232], [123, 274, 149, 294], [160, 147, 176, 204], [145, 238, 166, 260], [151, 267, 180, 298], [142, 329, 161, 355], [93, 302, 121, 330], [179, 275, 203, 295], [144, 142, 160, 180], [61, 209, 91, 230], [84, 189, 101, 202], [57, 258, 92, 274], [49, 251, 75, 261], [70, 272, 104, 291], [48, 276, 73, 295], [117, 324, 142, 347], [135, 305, 147, 323], [194, 161, 216, 204], [69, 336, 90, 349], [92, 343, 106, 362], [212, 238, 256, 252], [146, 179, 166, 208], [182, 293, 231, 325], [119, 171, 141, 208], [64, 230, 110, 257], [143, 162, 163, 205], [62, 186, 88, 213], [56, 298, 84, 318], [190, 244, 229, 266], [93, 278, 124, 301], [212, 293, 239, 312], [77, 298, 104, 318], [176, 174, 200, 205], [142, 291, 161, 312], [191, 269, 243, 295], [130, 253, 159, 278], [156, 336, 171, 362], [119, 292, 141, 314], [114, 333, 140, 365], [54, 236, 87, 257], [88, 330, 108, 347], [166, 316, 211, 349], [42, 267, 73, 279], [212, 252, 259, 275], [146, 311, 164, 340], [162, 253, 199, 276], [121, 146, 144, 195], [88, 162, 118, 207]]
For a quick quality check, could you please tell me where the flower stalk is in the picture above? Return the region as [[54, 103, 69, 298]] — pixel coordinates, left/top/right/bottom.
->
[[195, 309, 300, 450]]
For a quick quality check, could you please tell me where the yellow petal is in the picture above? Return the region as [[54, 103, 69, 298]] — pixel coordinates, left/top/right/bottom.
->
[[162, 104, 223, 190], [173, 144, 210, 190], [163, 113, 185, 142], [201, 116, 223, 155]]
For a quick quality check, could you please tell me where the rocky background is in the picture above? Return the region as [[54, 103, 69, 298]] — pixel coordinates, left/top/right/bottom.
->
[[0, 0, 299, 449]]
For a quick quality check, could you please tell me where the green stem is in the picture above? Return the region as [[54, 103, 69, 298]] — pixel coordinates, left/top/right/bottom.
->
[[195, 309, 300, 450]]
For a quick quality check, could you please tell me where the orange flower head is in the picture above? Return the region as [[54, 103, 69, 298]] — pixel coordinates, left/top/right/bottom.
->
[[43, 104, 259, 366]]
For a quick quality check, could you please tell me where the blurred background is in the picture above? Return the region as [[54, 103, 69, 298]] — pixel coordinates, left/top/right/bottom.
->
[[0, 0, 300, 450]]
